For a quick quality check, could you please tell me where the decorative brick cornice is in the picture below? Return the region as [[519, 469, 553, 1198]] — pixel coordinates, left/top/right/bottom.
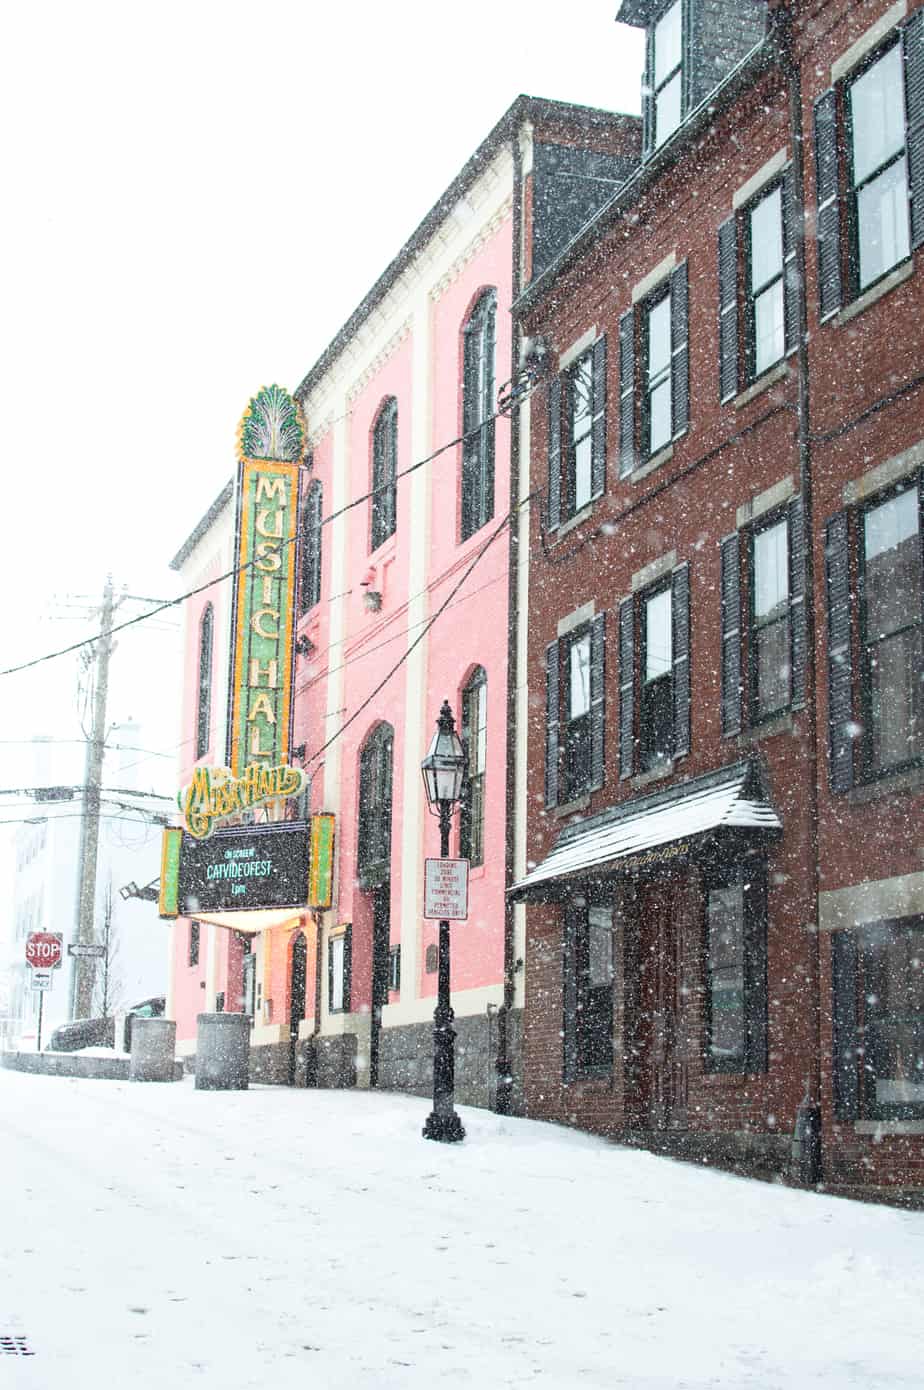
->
[[345, 319, 413, 405]]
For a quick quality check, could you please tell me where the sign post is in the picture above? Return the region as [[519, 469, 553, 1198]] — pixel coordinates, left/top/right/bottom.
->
[[25, 934, 62, 1053]]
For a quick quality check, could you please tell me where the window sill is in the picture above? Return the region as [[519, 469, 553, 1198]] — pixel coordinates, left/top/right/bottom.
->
[[552, 792, 592, 820], [629, 444, 673, 485], [854, 1120, 924, 1137], [631, 760, 674, 791], [553, 501, 595, 540], [835, 258, 914, 326], [732, 359, 790, 410], [736, 712, 795, 747], [847, 763, 924, 806]]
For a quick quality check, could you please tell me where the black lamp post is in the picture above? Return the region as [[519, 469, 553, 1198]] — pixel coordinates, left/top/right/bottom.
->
[[420, 699, 468, 1144]]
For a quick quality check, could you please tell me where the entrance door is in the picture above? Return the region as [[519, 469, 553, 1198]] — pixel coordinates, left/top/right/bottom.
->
[[369, 884, 391, 1088], [241, 940, 256, 1019], [632, 881, 687, 1129], [288, 932, 307, 1084]]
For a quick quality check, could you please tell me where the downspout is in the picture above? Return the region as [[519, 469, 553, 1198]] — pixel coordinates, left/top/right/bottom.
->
[[496, 125, 525, 1115], [779, 6, 823, 1183]]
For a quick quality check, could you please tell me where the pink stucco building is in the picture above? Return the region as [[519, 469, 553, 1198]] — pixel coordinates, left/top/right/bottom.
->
[[167, 96, 640, 1105]]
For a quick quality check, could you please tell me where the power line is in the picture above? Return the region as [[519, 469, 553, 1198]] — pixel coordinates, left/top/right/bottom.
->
[[0, 387, 533, 681], [302, 491, 537, 770]]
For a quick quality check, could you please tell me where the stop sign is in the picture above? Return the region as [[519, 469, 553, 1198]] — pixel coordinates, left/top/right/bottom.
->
[[25, 932, 63, 970]]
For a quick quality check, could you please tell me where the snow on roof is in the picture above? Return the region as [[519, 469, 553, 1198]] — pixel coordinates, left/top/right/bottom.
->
[[510, 760, 780, 900]]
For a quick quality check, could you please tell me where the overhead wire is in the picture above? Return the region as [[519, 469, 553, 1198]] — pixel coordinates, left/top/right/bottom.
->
[[0, 386, 532, 681]]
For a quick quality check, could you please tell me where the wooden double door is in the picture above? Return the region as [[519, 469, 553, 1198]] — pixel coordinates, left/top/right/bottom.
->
[[626, 879, 692, 1130]]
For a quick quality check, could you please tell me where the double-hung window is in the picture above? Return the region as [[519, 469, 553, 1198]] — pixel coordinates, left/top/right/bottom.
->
[[546, 337, 607, 529], [861, 485, 924, 775], [357, 724, 394, 887], [618, 564, 690, 779], [640, 585, 674, 769], [564, 903, 614, 1078], [460, 667, 487, 866], [461, 290, 496, 541], [544, 615, 605, 808], [301, 480, 323, 612], [833, 917, 924, 1121], [328, 927, 352, 1014], [718, 171, 799, 402], [704, 863, 768, 1074], [720, 497, 807, 736], [371, 398, 397, 552], [195, 604, 214, 760], [647, 0, 684, 150], [825, 475, 923, 789], [814, 14, 924, 316], [750, 517, 792, 722], [618, 263, 689, 477]]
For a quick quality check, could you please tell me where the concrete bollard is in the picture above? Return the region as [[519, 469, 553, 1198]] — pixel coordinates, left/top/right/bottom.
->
[[195, 1012, 251, 1091], [129, 1017, 178, 1082]]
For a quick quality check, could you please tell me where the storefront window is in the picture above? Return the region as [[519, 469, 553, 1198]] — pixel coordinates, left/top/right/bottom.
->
[[564, 902, 614, 1077], [860, 919, 924, 1120]]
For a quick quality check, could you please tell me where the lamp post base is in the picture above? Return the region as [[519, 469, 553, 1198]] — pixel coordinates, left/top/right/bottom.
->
[[422, 1110, 466, 1143]]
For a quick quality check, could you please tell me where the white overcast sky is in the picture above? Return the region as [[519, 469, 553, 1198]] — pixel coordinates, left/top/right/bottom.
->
[[1, 2, 643, 793]]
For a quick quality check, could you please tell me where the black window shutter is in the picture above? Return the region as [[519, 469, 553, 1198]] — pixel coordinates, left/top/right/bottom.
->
[[813, 90, 843, 318], [905, 8, 924, 249], [717, 216, 739, 403], [590, 612, 606, 791], [670, 261, 690, 436], [547, 375, 562, 531], [618, 597, 635, 779], [342, 925, 352, 1015], [671, 563, 691, 758], [825, 511, 854, 792], [781, 164, 801, 354], [618, 310, 636, 478], [788, 495, 807, 708], [831, 930, 859, 1121], [744, 870, 769, 1074], [591, 334, 607, 499], [642, 26, 655, 157], [720, 533, 742, 735], [545, 639, 560, 808]]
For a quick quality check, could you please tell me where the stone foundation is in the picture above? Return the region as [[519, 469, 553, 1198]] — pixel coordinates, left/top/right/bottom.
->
[[377, 1008, 523, 1111]]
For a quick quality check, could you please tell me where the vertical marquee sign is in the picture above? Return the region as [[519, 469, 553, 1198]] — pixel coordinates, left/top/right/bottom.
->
[[228, 385, 305, 777]]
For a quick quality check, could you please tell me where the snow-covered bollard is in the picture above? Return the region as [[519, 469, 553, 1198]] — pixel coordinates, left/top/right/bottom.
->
[[129, 1017, 178, 1083], [195, 1012, 250, 1091]]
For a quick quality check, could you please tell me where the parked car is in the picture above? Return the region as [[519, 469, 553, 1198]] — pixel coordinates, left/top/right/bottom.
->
[[47, 997, 166, 1053]]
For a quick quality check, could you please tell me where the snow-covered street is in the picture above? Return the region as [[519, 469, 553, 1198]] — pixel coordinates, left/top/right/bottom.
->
[[1, 1069, 921, 1389]]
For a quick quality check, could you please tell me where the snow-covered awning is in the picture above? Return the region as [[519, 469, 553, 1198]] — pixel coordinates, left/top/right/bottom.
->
[[509, 760, 781, 902]]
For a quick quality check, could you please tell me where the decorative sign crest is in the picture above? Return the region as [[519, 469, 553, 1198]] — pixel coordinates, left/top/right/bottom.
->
[[177, 763, 308, 841], [238, 384, 305, 464]]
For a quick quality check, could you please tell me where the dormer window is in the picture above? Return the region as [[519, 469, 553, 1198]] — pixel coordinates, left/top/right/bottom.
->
[[652, 0, 683, 147]]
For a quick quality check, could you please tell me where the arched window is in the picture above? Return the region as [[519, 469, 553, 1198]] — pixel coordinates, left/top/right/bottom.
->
[[371, 398, 398, 551], [195, 604, 214, 759], [357, 723, 394, 888], [461, 290, 496, 541], [301, 480, 323, 612], [460, 667, 487, 865]]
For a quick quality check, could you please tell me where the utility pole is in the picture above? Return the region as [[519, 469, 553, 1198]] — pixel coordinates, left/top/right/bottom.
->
[[69, 576, 114, 1020]]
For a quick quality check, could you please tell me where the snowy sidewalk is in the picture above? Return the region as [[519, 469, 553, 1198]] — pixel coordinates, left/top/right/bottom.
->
[[0, 1070, 921, 1389]]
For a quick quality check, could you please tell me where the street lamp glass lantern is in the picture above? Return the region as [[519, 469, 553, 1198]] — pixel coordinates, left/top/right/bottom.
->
[[421, 701, 467, 810]]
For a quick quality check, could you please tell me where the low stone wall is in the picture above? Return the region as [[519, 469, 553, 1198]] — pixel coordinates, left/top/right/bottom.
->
[[378, 1008, 524, 1112], [2, 1051, 183, 1082]]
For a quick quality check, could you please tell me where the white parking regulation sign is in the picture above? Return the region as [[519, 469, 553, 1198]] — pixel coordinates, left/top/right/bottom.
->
[[31, 968, 54, 991], [424, 858, 469, 921]]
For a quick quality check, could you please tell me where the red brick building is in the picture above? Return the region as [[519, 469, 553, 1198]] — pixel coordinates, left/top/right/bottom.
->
[[509, 0, 924, 1198]]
